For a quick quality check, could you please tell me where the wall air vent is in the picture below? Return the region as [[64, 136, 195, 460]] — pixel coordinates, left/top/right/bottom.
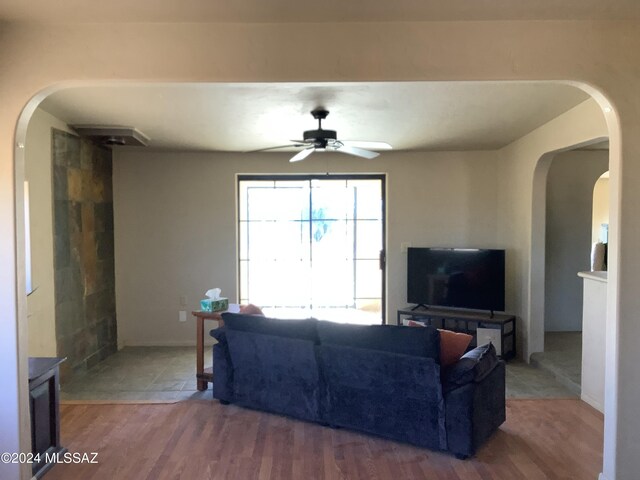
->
[[71, 125, 150, 147]]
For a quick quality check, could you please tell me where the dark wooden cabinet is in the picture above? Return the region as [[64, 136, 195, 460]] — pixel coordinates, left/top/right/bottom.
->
[[29, 357, 66, 478]]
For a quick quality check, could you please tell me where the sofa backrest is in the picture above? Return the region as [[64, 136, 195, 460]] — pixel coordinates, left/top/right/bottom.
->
[[222, 312, 318, 342], [316, 320, 440, 362], [318, 344, 447, 450], [315, 320, 446, 448], [220, 313, 321, 422]]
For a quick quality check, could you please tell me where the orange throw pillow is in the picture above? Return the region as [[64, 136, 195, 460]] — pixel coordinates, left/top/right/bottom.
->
[[437, 329, 473, 367]]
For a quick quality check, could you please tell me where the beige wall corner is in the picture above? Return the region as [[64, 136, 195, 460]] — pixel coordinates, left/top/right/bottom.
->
[[24, 108, 74, 357]]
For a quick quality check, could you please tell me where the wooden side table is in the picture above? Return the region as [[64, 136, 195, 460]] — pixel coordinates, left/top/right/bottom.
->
[[192, 304, 239, 391]]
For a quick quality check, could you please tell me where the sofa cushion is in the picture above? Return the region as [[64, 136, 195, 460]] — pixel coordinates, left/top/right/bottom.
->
[[319, 343, 446, 450], [317, 321, 440, 362], [442, 342, 500, 391], [221, 312, 318, 342], [405, 321, 472, 366], [226, 329, 321, 422], [437, 329, 473, 367]]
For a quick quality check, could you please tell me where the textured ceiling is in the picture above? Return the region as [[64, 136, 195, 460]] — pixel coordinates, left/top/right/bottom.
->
[[1, 0, 640, 22], [40, 82, 590, 152]]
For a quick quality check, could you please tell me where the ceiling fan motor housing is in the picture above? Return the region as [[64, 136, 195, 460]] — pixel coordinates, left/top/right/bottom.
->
[[303, 129, 337, 148]]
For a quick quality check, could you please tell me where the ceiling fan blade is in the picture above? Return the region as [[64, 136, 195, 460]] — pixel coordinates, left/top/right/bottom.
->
[[342, 140, 392, 150], [337, 144, 380, 159], [244, 144, 305, 153], [290, 148, 315, 163]]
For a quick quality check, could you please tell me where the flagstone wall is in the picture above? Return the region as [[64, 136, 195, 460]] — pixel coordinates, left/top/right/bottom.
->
[[52, 128, 117, 378]]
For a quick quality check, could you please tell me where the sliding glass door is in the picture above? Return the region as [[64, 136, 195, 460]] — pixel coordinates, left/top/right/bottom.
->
[[238, 175, 385, 324]]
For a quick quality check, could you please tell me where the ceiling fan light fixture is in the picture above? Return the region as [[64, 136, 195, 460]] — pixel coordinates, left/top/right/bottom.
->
[[250, 108, 392, 162]]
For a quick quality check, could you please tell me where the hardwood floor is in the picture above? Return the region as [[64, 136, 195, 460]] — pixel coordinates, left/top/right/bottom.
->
[[46, 398, 603, 480]]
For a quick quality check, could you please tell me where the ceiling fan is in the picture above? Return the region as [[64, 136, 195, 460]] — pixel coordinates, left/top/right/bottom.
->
[[250, 108, 392, 162]]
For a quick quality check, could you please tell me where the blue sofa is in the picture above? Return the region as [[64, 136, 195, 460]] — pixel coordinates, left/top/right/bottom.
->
[[211, 313, 505, 458]]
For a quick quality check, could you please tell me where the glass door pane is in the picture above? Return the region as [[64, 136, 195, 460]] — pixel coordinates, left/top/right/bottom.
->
[[238, 175, 384, 324]]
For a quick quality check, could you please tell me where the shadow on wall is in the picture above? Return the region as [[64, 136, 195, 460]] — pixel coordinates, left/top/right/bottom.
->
[[544, 149, 608, 334]]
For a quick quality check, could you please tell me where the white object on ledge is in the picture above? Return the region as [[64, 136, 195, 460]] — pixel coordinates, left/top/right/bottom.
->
[[477, 328, 502, 356]]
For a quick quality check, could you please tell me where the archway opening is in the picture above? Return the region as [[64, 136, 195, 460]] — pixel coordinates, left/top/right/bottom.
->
[[531, 146, 608, 411]]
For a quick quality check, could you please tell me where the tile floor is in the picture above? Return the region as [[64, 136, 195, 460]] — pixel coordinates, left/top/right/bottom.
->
[[61, 346, 212, 402], [61, 344, 577, 402], [506, 359, 576, 398], [530, 331, 582, 394]]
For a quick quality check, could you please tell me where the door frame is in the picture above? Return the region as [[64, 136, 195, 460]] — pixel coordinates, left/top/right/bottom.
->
[[237, 173, 387, 324]]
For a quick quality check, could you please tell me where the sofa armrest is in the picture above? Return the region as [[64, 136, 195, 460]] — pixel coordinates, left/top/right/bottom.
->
[[443, 344, 505, 458], [210, 327, 234, 402], [210, 326, 226, 345], [442, 343, 500, 393]]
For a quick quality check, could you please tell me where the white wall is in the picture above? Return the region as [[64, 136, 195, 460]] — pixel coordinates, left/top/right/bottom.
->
[[579, 271, 607, 413], [593, 175, 610, 243], [113, 149, 501, 345], [2, 19, 640, 480], [24, 108, 74, 356], [497, 99, 608, 357], [544, 150, 608, 332]]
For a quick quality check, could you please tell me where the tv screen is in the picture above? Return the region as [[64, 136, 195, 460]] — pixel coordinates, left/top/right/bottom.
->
[[407, 248, 505, 312]]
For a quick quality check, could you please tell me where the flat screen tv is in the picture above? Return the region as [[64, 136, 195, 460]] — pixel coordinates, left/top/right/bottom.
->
[[407, 247, 505, 312]]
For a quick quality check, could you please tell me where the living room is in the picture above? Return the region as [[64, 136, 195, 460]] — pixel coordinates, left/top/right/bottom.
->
[[2, 5, 640, 480], [23, 79, 605, 474], [24, 82, 603, 358]]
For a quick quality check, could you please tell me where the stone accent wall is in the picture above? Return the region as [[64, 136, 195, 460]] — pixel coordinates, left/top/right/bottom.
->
[[52, 129, 117, 378]]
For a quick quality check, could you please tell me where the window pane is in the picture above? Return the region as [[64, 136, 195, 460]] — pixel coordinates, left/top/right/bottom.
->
[[247, 185, 309, 221], [311, 179, 351, 221], [355, 219, 382, 259], [350, 180, 383, 220], [238, 176, 384, 324], [311, 219, 354, 261], [239, 221, 248, 260], [239, 260, 249, 304], [355, 259, 381, 298], [312, 257, 354, 307], [239, 180, 273, 221], [248, 259, 310, 307], [245, 220, 307, 261]]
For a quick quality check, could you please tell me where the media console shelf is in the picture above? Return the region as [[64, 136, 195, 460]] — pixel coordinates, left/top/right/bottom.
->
[[397, 306, 516, 360]]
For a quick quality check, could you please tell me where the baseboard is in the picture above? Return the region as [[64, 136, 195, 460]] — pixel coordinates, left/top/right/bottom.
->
[[581, 392, 604, 413], [61, 399, 181, 405]]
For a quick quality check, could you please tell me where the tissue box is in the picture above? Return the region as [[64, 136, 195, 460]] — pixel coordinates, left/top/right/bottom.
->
[[200, 297, 229, 312]]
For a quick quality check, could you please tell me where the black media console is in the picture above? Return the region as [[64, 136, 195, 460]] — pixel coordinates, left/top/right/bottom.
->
[[397, 306, 516, 360]]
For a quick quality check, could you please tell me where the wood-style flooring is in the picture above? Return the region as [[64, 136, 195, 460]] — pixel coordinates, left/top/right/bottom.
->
[[46, 398, 603, 480]]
